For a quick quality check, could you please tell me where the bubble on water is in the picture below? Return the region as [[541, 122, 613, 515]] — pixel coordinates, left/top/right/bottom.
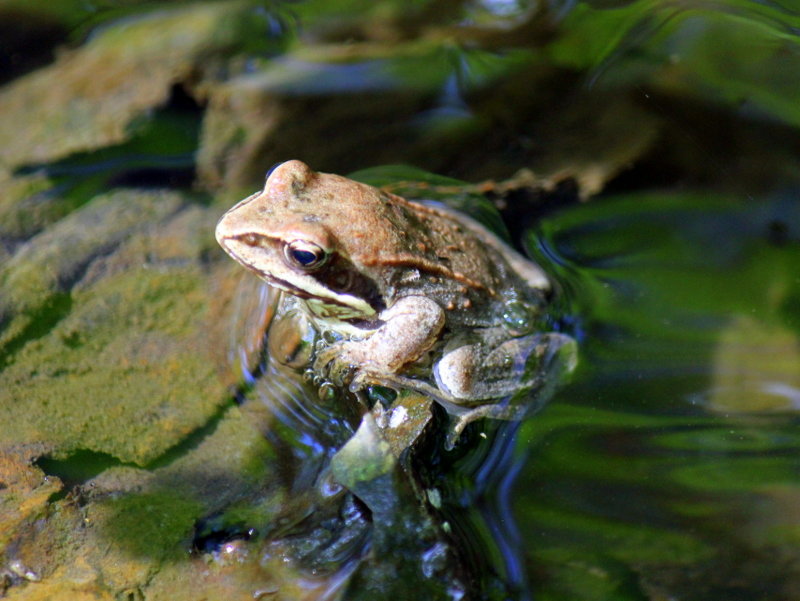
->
[[318, 382, 337, 404], [268, 309, 316, 370]]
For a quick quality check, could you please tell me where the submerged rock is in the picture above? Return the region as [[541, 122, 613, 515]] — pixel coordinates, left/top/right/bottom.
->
[[0, 404, 285, 601], [0, 1, 278, 171]]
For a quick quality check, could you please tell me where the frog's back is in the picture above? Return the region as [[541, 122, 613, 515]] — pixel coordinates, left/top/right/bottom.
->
[[260, 161, 550, 327], [381, 197, 550, 328], [417, 200, 550, 291]]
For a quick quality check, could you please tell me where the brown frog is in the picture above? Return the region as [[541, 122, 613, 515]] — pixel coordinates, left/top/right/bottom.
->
[[216, 161, 575, 435]]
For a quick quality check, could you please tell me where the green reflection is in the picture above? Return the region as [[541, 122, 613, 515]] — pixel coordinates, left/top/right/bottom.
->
[[516, 191, 800, 600]]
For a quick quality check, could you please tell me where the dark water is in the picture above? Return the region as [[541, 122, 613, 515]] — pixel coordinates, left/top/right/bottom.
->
[[512, 194, 800, 600]]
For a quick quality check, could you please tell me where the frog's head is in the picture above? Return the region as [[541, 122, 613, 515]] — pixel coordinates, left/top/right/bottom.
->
[[215, 160, 383, 321]]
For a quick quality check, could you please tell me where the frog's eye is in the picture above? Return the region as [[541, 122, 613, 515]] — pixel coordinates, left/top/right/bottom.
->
[[284, 240, 328, 270]]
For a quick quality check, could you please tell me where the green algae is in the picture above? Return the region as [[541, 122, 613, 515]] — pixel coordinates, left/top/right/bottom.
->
[[100, 493, 203, 559], [0, 272, 225, 464], [1, 404, 282, 599], [0, 190, 229, 465], [0, 169, 58, 242]]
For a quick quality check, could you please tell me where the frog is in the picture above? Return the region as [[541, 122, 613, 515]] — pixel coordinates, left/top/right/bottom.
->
[[215, 160, 576, 439]]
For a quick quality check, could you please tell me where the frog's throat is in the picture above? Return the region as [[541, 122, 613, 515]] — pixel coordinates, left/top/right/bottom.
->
[[303, 296, 376, 323]]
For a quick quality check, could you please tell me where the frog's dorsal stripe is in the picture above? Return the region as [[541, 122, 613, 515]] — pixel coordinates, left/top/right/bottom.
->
[[362, 253, 496, 297]]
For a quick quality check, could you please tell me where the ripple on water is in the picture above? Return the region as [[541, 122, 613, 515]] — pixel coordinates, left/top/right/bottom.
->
[[514, 191, 800, 599]]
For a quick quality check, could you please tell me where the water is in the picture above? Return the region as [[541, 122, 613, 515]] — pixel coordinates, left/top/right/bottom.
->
[[513, 193, 800, 600]]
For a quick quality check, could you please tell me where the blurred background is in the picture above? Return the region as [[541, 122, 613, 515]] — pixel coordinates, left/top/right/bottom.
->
[[1, 1, 799, 600]]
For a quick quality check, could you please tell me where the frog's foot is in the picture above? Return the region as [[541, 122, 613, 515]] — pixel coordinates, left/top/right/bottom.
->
[[436, 332, 578, 449], [314, 339, 408, 394], [313, 340, 365, 387], [313, 295, 445, 388], [312, 339, 444, 408], [443, 403, 525, 450], [434, 332, 577, 402]]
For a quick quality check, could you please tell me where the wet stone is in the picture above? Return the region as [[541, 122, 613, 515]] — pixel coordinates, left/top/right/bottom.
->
[[0, 189, 228, 465], [0, 1, 276, 171]]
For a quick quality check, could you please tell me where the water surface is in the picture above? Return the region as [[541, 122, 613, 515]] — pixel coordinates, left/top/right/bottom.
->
[[512, 192, 800, 600]]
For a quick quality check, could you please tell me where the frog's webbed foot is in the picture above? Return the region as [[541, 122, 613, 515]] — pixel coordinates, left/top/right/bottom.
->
[[312, 339, 409, 394], [434, 332, 577, 403], [435, 331, 578, 449], [312, 338, 444, 414], [443, 403, 525, 450]]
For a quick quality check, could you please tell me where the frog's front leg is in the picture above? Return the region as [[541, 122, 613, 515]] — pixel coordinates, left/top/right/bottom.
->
[[315, 296, 445, 390]]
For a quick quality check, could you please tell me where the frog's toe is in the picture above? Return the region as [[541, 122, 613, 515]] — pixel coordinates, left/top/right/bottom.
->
[[347, 366, 387, 392], [444, 403, 525, 450], [347, 370, 369, 393], [332, 358, 362, 387], [313, 348, 352, 386]]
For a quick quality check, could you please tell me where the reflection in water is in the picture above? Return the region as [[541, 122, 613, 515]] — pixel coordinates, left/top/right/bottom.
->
[[225, 277, 365, 599], [226, 277, 356, 486], [518, 192, 800, 600], [465, 421, 532, 598]]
